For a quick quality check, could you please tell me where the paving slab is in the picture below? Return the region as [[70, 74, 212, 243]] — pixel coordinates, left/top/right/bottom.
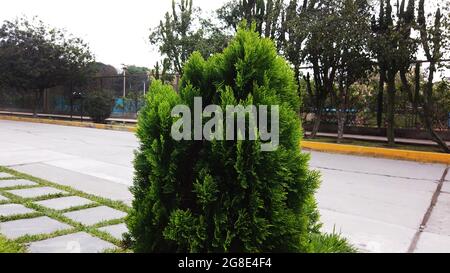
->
[[0, 204, 35, 217], [0, 216, 71, 239], [0, 195, 8, 202], [63, 206, 127, 226], [98, 223, 128, 241], [35, 196, 94, 211], [12, 163, 133, 206], [0, 172, 14, 179], [28, 232, 116, 253], [7, 187, 66, 199], [0, 179, 38, 189], [320, 208, 416, 253], [415, 232, 450, 253]]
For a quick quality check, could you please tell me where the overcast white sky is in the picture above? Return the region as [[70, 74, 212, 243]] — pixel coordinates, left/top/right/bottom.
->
[[0, 0, 447, 72], [0, 0, 227, 70]]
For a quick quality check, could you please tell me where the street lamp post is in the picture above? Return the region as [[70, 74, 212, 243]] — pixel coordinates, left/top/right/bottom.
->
[[143, 81, 146, 96], [122, 65, 128, 116], [122, 65, 127, 99]]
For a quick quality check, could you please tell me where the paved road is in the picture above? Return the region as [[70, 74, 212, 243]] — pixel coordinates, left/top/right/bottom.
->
[[1, 120, 449, 253]]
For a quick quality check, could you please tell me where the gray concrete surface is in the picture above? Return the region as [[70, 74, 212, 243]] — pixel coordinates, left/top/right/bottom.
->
[[0, 216, 71, 239], [28, 232, 116, 253], [7, 187, 66, 199], [0, 120, 134, 204], [0, 172, 14, 179], [0, 204, 35, 217], [0, 179, 38, 189], [35, 196, 94, 211], [98, 223, 128, 240], [63, 206, 127, 226], [310, 154, 447, 253], [0, 119, 449, 253]]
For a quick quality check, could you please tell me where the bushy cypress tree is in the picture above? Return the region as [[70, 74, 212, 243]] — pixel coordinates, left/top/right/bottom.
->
[[127, 25, 321, 253]]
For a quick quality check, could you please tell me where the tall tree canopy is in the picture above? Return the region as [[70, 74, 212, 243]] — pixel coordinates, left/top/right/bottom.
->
[[370, 0, 416, 145], [301, 0, 372, 138], [217, 0, 284, 39], [0, 17, 94, 115], [398, 0, 450, 152], [150, 0, 230, 75]]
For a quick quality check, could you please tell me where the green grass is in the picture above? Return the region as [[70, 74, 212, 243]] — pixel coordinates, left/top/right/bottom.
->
[[0, 166, 131, 253], [0, 234, 25, 253], [310, 136, 444, 153], [309, 232, 357, 253]]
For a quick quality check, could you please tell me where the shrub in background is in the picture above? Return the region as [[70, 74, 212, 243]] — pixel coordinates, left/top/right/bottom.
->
[[127, 25, 321, 253], [85, 90, 115, 123]]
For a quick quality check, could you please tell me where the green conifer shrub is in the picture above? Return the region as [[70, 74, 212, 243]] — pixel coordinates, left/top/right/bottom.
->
[[127, 25, 321, 253], [85, 90, 115, 123]]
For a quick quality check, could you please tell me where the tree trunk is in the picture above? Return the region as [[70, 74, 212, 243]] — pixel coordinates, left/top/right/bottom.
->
[[377, 71, 385, 129], [335, 82, 347, 144], [33, 89, 44, 118], [423, 111, 450, 153], [337, 110, 346, 144], [386, 78, 396, 146], [294, 66, 301, 97], [310, 111, 322, 139]]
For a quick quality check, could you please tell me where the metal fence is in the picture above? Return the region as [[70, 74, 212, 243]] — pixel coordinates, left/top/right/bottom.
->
[[1, 75, 448, 140], [0, 74, 180, 120]]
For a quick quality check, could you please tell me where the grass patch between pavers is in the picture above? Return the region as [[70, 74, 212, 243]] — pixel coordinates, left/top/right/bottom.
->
[[0, 166, 130, 253], [0, 234, 25, 253], [0, 212, 45, 223]]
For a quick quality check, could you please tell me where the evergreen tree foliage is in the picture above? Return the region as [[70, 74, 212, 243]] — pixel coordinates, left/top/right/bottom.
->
[[85, 90, 115, 124], [127, 25, 320, 253]]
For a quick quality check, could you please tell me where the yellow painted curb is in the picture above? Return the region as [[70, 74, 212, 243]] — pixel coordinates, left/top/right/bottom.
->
[[301, 141, 450, 165], [0, 115, 136, 133]]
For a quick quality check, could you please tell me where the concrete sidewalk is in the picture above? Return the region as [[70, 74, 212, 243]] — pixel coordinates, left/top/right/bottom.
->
[[1, 119, 449, 253]]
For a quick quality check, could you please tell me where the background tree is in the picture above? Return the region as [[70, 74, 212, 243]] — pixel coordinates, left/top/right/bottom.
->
[[278, 0, 319, 94], [417, 0, 450, 153], [152, 59, 173, 84], [370, 0, 416, 146], [217, 0, 283, 39], [399, 0, 450, 153], [433, 80, 450, 130], [150, 0, 230, 75], [126, 65, 150, 92], [0, 17, 94, 116], [302, 1, 341, 138], [332, 0, 373, 143], [92, 62, 118, 78]]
